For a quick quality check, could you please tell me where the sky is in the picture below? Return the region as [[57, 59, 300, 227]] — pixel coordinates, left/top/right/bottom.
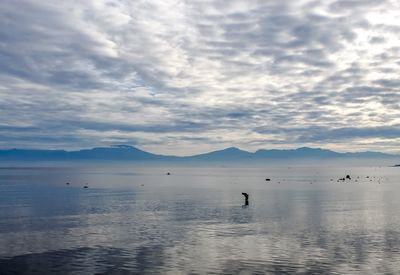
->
[[0, 0, 400, 156]]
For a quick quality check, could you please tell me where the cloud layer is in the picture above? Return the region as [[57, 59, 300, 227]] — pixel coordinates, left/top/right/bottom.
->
[[1, 0, 400, 155]]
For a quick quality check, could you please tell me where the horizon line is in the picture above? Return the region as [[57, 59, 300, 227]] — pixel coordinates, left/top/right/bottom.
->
[[0, 145, 398, 158]]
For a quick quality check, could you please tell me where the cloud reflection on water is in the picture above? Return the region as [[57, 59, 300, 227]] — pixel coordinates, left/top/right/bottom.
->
[[1, 166, 400, 274]]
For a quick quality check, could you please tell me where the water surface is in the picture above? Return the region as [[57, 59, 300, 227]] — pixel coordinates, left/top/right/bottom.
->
[[1, 164, 400, 274]]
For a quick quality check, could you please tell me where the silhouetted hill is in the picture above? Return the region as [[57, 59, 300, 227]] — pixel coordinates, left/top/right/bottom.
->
[[254, 147, 340, 159], [0, 145, 170, 161], [0, 145, 397, 162], [0, 149, 69, 160], [186, 147, 252, 160], [68, 145, 165, 160]]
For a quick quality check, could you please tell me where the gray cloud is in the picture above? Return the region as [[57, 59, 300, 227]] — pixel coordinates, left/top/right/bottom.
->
[[0, 0, 400, 155], [256, 125, 400, 142]]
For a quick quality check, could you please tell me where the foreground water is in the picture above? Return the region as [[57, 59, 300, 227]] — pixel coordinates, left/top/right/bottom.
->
[[1, 163, 400, 274]]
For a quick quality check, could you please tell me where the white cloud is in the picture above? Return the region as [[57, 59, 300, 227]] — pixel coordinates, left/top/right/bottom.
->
[[0, 0, 400, 155]]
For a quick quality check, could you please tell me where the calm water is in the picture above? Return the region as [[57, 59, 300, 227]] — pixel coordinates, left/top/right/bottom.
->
[[1, 164, 400, 274]]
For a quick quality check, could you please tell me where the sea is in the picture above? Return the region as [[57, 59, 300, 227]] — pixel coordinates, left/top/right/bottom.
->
[[0, 163, 400, 274]]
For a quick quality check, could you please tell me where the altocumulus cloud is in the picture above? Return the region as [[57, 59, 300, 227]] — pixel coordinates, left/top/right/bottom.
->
[[0, 0, 400, 155]]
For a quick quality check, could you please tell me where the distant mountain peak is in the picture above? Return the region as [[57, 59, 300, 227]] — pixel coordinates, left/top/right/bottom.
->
[[222, 146, 243, 151], [112, 144, 135, 149], [0, 146, 397, 161], [296, 147, 325, 151]]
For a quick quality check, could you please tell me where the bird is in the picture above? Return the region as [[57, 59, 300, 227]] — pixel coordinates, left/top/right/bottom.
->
[[242, 192, 249, 206]]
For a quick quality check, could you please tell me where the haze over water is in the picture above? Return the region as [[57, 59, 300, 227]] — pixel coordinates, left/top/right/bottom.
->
[[1, 163, 400, 274]]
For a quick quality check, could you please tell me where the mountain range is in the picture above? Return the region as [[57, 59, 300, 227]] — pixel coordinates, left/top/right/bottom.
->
[[0, 145, 397, 162]]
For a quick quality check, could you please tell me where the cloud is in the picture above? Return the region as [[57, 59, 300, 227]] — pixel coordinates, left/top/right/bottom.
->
[[0, 0, 400, 155]]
